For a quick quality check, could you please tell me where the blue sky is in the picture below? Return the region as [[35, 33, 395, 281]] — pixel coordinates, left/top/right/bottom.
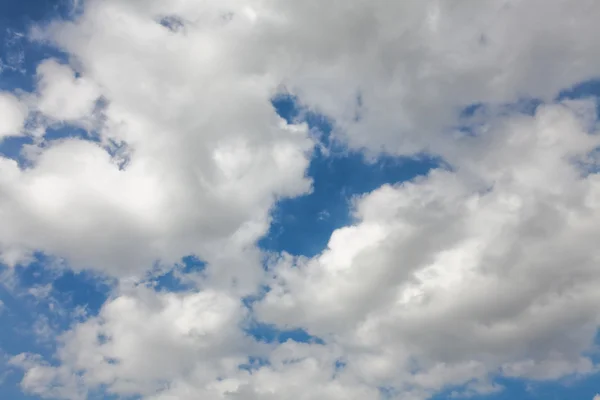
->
[[2, 1, 600, 400]]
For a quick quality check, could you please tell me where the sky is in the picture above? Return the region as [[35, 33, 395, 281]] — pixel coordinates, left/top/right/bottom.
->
[[1, 0, 600, 399]]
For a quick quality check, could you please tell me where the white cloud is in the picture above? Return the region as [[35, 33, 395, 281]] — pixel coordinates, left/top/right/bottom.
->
[[13, 287, 379, 399], [27, 284, 53, 300], [10, 353, 85, 400], [251, 0, 600, 156], [0, 129, 311, 283], [14, 102, 600, 400], [52, 287, 249, 397], [5, 0, 600, 399], [257, 102, 600, 394], [34, 59, 101, 123], [5, 0, 598, 280], [0, 0, 315, 282], [0, 92, 27, 139], [593, 394, 600, 400], [39, 0, 600, 157]]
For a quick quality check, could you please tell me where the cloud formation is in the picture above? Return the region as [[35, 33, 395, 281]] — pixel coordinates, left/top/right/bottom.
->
[[3, 0, 600, 399], [0, 92, 27, 139], [258, 102, 600, 397]]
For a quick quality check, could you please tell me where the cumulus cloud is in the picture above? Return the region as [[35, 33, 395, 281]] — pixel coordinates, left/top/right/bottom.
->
[[0, 0, 315, 282], [0, 92, 27, 139], [0, 127, 311, 284], [4, 0, 600, 399], [3, 0, 599, 281], [257, 102, 600, 395], [34, 59, 101, 123], [14, 101, 600, 400], [14, 287, 378, 399], [246, 0, 600, 155], [35, 287, 250, 398]]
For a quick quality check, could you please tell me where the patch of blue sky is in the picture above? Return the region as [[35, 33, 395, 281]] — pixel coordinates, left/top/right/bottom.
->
[[0, 254, 113, 400], [0, 282, 54, 356], [429, 374, 600, 400], [557, 78, 600, 176], [238, 356, 271, 373], [158, 15, 186, 33], [87, 390, 135, 400], [0, 375, 40, 400], [259, 86, 600, 396], [0, 0, 94, 167], [456, 97, 542, 138], [457, 77, 600, 138], [148, 255, 207, 293], [245, 321, 325, 345], [0, 126, 109, 176], [262, 94, 438, 257], [0, 124, 99, 168], [240, 285, 325, 346], [558, 78, 600, 108], [0, 254, 111, 353], [0, 0, 72, 93], [267, 82, 600, 260], [0, 135, 34, 163]]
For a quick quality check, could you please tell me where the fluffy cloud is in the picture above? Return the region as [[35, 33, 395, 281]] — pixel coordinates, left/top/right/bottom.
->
[[39, 0, 600, 157], [4, 0, 600, 280], [246, 0, 600, 155], [0, 126, 311, 283], [0, 92, 27, 139], [14, 102, 600, 400], [5, 0, 600, 399], [9, 353, 85, 400], [257, 102, 600, 395], [12, 287, 378, 400], [34, 59, 101, 123], [29, 287, 249, 398], [0, 0, 315, 281]]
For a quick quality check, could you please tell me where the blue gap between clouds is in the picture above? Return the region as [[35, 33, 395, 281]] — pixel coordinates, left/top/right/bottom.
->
[[558, 78, 600, 109], [0, 0, 71, 93], [0, 5, 85, 399], [253, 86, 600, 392], [0, 253, 112, 400], [244, 94, 439, 346], [0, 254, 111, 371], [0, 125, 96, 169], [0, 0, 82, 167], [260, 94, 438, 258], [457, 79, 600, 138], [145, 92, 439, 345], [243, 84, 600, 348], [558, 79, 600, 176], [242, 287, 325, 345], [151, 255, 207, 292], [238, 356, 270, 373], [245, 320, 325, 346]]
